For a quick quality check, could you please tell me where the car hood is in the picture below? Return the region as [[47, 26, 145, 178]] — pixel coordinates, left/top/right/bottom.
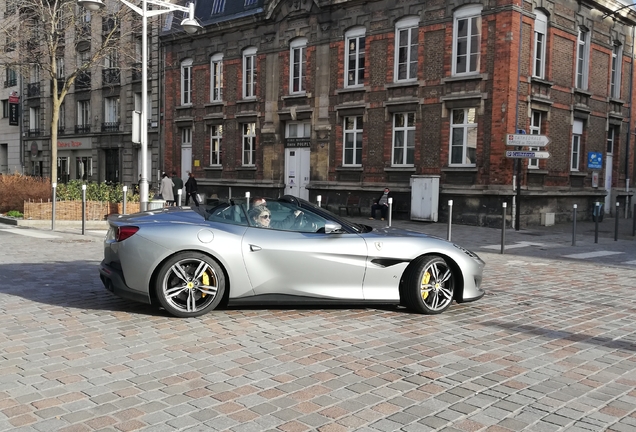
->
[[367, 226, 445, 241]]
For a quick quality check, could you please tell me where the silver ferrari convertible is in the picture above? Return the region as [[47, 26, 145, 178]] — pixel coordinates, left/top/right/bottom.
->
[[99, 196, 485, 318]]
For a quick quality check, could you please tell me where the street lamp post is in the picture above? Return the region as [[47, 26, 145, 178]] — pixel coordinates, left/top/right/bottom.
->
[[78, 0, 201, 211]]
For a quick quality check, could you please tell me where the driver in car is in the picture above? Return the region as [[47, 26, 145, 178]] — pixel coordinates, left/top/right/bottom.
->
[[248, 205, 303, 230]]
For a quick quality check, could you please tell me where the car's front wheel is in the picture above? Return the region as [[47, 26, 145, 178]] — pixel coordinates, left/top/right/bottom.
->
[[155, 252, 226, 318], [403, 255, 455, 314]]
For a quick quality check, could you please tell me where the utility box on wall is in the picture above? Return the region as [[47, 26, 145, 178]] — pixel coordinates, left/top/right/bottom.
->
[[410, 175, 440, 222]]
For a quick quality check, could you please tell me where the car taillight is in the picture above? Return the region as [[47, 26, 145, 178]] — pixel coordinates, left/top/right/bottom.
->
[[116, 226, 139, 242]]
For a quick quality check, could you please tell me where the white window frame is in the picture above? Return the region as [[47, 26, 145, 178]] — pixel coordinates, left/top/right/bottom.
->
[[104, 97, 119, 124], [576, 28, 590, 90], [243, 47, 257, 99], [528, 110, 542, 168], [181, 58, 193, 106], [210, 124, 222, 166], [56, 57, 65, 79], [394, 17, 419, 82], [452, 5, 482, 76], [210, 53, 223, 102], [285, 122, 311, 138], [58, 103, 66, 131], [391, 112, 415, 167], [607, 127, 615, 156], [533, 11, 547, 79], [104, 50, 118, 69], [571, 120, 583, 171], [345, 27, 366, 88], [77, 100, 90, 126], [242, 122, 256, 166], [611, 43, 623, 99], [290, 38, 307, 94], [449, 108, 478, 166], [343, 116, 363, 166]]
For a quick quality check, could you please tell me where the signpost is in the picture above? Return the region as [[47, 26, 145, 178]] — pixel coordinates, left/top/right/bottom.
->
[[506, 151, 550, 159], [506, 133, 551, 231], [506, 134, 550, 147]]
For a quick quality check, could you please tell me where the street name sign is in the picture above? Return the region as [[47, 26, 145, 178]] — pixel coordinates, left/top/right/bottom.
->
[[506, 150, 550, 159], [506, 134, 550, 147]]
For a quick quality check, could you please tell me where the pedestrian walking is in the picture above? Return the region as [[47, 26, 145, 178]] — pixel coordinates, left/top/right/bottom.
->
[[159, 172, 175, 205], [171, 171, 184, 206], [185, 172, 200, 207]]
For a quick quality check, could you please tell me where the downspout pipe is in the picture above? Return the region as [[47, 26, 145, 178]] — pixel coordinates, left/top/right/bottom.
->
[[626, 24, 634, 205]]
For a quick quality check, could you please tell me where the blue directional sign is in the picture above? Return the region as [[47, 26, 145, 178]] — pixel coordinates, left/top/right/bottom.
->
[[588, 152, 602, 169]]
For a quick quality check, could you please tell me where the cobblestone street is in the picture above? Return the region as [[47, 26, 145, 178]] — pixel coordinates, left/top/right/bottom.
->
[[0, 225, 635, 431]]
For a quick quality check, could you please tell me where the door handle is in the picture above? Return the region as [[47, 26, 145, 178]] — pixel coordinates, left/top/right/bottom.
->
[[250, 244, 262, 252]]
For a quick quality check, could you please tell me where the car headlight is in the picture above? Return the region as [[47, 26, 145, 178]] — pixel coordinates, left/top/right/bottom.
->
[[453, 243, 481, 260]]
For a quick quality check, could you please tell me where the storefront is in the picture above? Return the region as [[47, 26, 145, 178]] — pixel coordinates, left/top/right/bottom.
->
[[57, 137, 93, 183]]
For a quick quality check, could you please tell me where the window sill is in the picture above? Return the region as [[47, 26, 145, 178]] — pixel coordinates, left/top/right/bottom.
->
[[282, 93, 309, 100], [204, 165, 223, 171], [336, 166, 363, 171], [573, 88, 592, 96], [441, 166, 478, 172], [176, 105, 193, 110], [384, 166, 416, 172], [237, 166, 257, 171], [385, 81, 418, 89], [527, 169, 548, 174], [530, 77, 554, 86], [336, 86, 367, 94], [609, 97, 625, 104], [569, 171, 586, 177], [442, 73, 486, 83], [205, 101, 224, 107], [237, 98, 257, 104]]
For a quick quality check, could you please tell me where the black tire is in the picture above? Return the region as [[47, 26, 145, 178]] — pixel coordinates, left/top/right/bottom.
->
[[155, 252, 226, 318], [403, 255, 455, 314]]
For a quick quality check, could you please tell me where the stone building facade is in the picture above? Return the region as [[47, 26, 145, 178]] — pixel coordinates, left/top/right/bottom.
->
[[160, 0, 636, 226]]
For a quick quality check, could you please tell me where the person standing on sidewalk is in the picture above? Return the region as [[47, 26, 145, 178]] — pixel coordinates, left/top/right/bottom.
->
[[185, 172, 200, 207], [370, 187, 391, 221], [171, 171, 184, 206], [159, 172, 175, 205]]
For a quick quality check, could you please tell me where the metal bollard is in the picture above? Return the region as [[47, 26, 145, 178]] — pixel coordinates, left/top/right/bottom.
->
[[387, 197, 393, 227], [177, 189, 182, 207], [501, 202, 507, 254], [447, 200, 453, 241], [81, 184, 86, 235], [51, 183, 57, 231], [633, 203, 636, 237], [615, 202, 619, 241], [572, 204, 577, 246], [122, 185, 128, 215], [317, 195, 322, 207], [246, 191, 251, 210], [594, 202, 599, 244]]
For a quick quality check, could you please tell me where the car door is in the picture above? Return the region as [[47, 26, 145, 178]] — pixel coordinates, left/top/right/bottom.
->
[[241, 228, 368, 300]]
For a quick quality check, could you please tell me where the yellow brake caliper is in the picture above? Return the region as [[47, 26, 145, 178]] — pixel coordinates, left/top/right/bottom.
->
[[421, 271, 431, 300], [201, 271, 210, 297]]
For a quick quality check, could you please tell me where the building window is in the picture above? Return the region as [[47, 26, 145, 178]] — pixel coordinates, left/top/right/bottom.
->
[[210, 53, 223, 102], [607, 127, 615, 156], [533, 10, 547, 79], [453, 5, 482, 76], [56, 57, 65, 79], [242, 123, 256, 166], [394, 17, 419, 82], [343, 116, 363, 166], [345, 27, 365, 88], [528, 111, 542, 168], [5, 68, 17, 87], [1, 100, 7, 118], [571, 120, 583, 171], [290, 38, 307, 94], [210, 125, 222, 166], [211, 0, 226, 15], [104, 97, 119, 130], [76, 156, 92, 180], [58, 103, 66, 132], [182, 127, 192, 147], [77, 100, 90, 132], [29, 107, 40, 135], [181, 58, 192, 105], [576, 28, 590, 90], [243, 47, 257, 99], [450, 108, 477, 166], [611, 43, 622, 99], [392, 113, 415, 166]]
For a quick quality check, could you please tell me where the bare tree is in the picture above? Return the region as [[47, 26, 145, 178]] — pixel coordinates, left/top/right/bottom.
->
[[0, 0, 135, 182]]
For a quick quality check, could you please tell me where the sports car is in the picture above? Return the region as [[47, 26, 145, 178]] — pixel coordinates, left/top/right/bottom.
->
[[99, 196, 485, 318]]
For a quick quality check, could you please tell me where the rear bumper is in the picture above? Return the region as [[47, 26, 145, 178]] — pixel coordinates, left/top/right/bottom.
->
[[99, 261, 152, 305]]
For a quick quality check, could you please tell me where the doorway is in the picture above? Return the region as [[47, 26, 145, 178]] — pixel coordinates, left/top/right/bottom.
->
[[284, 147, 310, 200]]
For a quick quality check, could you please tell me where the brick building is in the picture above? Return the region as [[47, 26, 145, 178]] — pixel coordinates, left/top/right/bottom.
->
[[161, 0, 636, 226]]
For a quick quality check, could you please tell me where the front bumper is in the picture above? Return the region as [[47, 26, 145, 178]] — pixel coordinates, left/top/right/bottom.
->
[[99, 261, 152, 305]]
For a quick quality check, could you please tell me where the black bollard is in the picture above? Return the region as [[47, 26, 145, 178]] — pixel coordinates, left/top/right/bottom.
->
[[501, 202, 507, 255], [81, 185, 86, 235], [594, 202, 599, 244], [447, 200, 453, 241], [572, 204, 577, 246], [615, 202, 619, 241]]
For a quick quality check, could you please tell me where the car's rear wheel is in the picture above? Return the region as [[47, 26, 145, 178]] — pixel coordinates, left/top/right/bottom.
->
[[155, 252, 226, 318], [403, 255, 454, 314]]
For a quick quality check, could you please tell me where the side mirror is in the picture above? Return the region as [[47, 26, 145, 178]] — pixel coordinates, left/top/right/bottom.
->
[[324, 222, 343, 234]]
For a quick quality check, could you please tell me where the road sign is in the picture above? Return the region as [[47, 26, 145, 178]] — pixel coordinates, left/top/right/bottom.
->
[[506, 134, 550, 147], [506, 151, 550, 159]]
